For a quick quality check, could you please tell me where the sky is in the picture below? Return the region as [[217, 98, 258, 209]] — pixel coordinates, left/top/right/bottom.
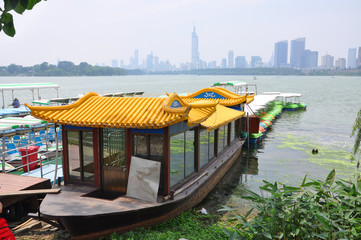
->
[[1, 0, 361, 67]]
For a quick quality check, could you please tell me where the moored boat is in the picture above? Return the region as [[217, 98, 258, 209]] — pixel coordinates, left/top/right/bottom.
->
[[25, 87, 252, 239]]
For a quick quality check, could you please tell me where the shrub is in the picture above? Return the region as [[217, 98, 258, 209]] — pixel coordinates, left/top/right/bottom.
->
[[221, 170, 361, 239]]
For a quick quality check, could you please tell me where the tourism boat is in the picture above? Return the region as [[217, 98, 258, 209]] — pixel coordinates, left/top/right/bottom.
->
[[25, 87, 252, 239]]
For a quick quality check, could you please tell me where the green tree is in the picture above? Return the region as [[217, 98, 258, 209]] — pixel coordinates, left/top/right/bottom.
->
[[0, 0, 43, 37]]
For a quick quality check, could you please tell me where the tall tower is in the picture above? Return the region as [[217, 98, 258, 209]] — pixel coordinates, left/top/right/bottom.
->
[[347, 48, 356, 69], [290, 38, 306, 68], [191, 26, 199, 69], [228, 50, 234, 68], [358, 47, 361, 68], [274, 40, 288, 68]]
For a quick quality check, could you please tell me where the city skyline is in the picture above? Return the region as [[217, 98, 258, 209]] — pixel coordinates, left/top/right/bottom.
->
[[1, 0, 361, 67]]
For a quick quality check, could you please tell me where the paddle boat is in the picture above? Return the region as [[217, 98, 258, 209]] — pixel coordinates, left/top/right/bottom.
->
[[25, 87, 253, 239]]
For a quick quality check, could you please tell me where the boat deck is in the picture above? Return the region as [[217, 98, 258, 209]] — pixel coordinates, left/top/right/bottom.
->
[[40, 184, 160, 217], [0, 173, 51, 208]]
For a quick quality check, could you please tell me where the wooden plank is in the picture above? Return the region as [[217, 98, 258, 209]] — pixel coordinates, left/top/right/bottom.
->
[[0, 188, 61, 197]]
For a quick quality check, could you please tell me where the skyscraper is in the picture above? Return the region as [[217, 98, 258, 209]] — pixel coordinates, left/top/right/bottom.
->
[[228, 51, 234, 68], [274, 40, 288, 68], [134, 49, 139, 68], [321, 54, 334, 69], [358, 47, 361, 68], [235, 56, 247, 68], [251, 56, 262, 68], [221, 58, 227, 68], [191, 27, 199, 69], [290, 38, 306, 68], [347, 48, 357, 69], [301, 50, 318, 68]]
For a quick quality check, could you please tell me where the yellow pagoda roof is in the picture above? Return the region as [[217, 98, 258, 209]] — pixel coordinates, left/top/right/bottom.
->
[[181, 87, 249, 106], [201, 105, 245, 131], [25, 92, 220, 129]]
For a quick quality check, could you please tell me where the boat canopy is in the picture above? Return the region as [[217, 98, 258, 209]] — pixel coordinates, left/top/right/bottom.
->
[[212, 81, 258, 95], [0, 83, 59, 109], [25, 88, 247, 130]]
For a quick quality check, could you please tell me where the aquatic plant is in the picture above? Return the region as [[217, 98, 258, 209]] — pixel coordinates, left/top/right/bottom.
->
[[351, 108, 361, 166], [103, 209, 228, 240], [221, 170, 361, 239]]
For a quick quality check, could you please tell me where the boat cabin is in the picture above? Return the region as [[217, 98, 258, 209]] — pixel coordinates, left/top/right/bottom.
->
[[26, 87, 249, 201]]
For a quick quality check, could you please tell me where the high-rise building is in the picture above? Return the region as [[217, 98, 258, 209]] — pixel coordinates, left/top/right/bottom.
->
[[290, 38, 306, 68], [235, 56, 247, 68], [321, 54, 334, 69], [274, 40, 288, 68], [111, 59, 118, 68], [146, 52, 154, 71], [191, 27, 199, 69], [358, 47, 361, 68], [335, 58, 346, 69], [301, 50, 318, 68], [134, 49, 139, 68], [251, 56, 262, 68], [347, 48, 357, 69], [228, 51, 234, 68], [221, 58, 227, 68]]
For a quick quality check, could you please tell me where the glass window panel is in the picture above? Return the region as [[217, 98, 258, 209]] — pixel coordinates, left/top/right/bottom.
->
[[67, 131, 80, 180], [209, 130, 215, 159], [170, 132, 185, 187], [103, 128, 126, 167], [218, 126, 225, 153], [150, 135, 164, 162], [231, 121, 236, 142], [185, 130, 195, 176], [224, 124, 229, 148], [82, 131, 94, 181], [133, 135, 148, 158], [199, 129, 209, 168]]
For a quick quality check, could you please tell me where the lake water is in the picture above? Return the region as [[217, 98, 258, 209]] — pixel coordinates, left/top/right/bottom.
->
[[1, 75, 360, 196]]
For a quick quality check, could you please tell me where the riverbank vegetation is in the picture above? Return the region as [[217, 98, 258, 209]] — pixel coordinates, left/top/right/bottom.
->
[[221, 169, 361, 239]]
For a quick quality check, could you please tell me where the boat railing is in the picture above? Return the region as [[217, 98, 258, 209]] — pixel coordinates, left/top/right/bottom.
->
[[1, 137, 62, 180]]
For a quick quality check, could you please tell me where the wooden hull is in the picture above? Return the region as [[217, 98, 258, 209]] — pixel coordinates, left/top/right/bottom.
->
[[40, 141, 242, 239]]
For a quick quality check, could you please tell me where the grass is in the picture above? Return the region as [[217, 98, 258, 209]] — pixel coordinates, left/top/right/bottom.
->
[[102, 209, 228, 240]]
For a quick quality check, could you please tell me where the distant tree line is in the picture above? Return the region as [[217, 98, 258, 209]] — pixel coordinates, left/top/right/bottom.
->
[[1, 62, 360, 76], [0, 61, 126, 76]]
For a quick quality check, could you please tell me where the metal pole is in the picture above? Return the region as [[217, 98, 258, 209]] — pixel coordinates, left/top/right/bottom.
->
[[2, 131, 5, 173], [53, 123, 59, 187], [2, 90, 5, 109]]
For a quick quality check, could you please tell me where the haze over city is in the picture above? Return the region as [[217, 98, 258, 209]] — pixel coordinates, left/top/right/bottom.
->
[[1, 0, 360, 68]]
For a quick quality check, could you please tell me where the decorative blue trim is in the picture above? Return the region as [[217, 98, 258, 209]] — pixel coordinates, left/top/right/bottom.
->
[[131, 128, 164, 134], [192, 91, 226, 99], [64, 125, 93, 130], [170, 100, 182, 108]]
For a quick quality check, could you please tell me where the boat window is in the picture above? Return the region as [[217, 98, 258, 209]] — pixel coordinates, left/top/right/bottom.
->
[[209, 130, 215, 159], [67, 130, 95, 184], [133, 135, 148, 159], [217, 124, 230, 154], [231, 121, 236, 142], [82, 131, 94, 181], [199, 129, 215, 168], [67, 131, 81, 180], [133, 134, 164, 192], [170, 132, 185, 187], [199, 130, 209, 168], [150, 135, 163, 161], [170, 129, 195, 187], [217, 125, 225, 154], [102, 128, 126, 167], [185, 130, 195, 176]]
